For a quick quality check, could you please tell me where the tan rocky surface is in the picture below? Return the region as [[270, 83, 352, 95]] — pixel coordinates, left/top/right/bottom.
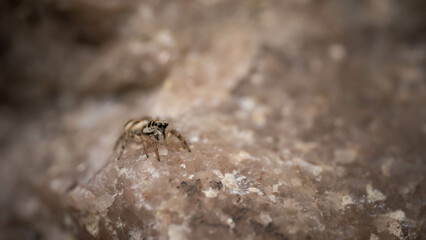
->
[[1, 1, 425, 240]]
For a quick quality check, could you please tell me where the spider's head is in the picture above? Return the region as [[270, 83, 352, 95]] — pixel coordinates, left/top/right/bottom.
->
[[153, 121, 168, 140]]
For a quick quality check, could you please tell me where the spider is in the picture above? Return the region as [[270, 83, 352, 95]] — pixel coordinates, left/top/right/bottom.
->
[[114, 117, 191, 161]]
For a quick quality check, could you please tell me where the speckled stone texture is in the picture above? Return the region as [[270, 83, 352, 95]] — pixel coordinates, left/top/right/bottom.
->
[[1, 1, 425, 240]]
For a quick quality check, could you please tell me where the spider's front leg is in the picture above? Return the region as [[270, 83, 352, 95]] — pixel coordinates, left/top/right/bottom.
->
[[167, 129, 191, 152], [134, 133, 149, 159], [149, 137, 161, 161]]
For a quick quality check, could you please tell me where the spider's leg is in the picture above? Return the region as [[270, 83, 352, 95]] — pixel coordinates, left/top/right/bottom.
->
[[131, 133, 149, 159], [114, 132, 126, 151], [117, 133, 129, 160], [138, 134, 150, 158], [167, 129, 191, 152], [149, 137, 160, 161], [133, 130, 150, 158]]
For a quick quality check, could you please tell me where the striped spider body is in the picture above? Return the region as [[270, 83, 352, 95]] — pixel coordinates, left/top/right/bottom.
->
[[114, 118, 191, 161]]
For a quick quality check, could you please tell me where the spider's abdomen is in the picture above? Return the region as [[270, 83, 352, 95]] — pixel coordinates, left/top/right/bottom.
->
[[124, 119, 149, 131]]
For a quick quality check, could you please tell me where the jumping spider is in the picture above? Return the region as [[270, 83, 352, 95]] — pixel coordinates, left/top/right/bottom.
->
[[114, 117, 191, 161]]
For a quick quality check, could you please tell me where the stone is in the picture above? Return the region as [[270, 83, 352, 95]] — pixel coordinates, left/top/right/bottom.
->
[[366, 184, 387, 203], [1, 1, 425, 240]]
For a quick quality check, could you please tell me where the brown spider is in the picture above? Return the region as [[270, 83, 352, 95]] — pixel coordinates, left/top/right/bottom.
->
[[114, 117, 191, 161]]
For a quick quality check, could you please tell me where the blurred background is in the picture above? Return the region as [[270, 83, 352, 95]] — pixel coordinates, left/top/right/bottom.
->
[[0, 0, 425, 239]]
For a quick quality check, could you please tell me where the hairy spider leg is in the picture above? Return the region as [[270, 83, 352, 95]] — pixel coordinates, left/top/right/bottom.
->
[[149, 136, 161, 161], [141, 136, 150, 158], [114, 132, 126, 151], [117, 133, 129, 160], [167, 129, 191, 152], [134, 133, 150, 158]]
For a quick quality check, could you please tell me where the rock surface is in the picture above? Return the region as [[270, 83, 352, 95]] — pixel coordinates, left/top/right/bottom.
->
[[1, 1, 425, 240]]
